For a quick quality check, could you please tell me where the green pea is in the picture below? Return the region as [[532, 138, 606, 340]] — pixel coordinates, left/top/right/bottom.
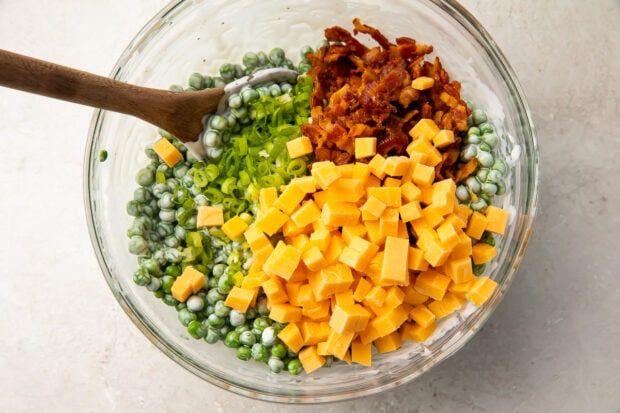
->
[[187, 320, 207, 339], [239, 330, 256, 347], [135, 168, 155, 187], [126, 200, 141, 217], [186, 295, 205, 312], [252, 316, 271, 334], [188, 72, 205, 90], [268, 356, 285, 373], [128, 236, 148, 255], [178, 308, 197, 327], [472, 109, 487, 125], [208, 313, 225, 328], [455, 185, 470, 202], [132, 268, 151, 286], [237, 346, 252, 361], [219, 63, 236, 81], [261, 326, 277, 347], [146, 277, 161, 292], [251, 343, 270, 363], [473, 262, 486, 276], [242, 51, 259, 68], [165, 265, 182, 277], [479, 122, 494, 134], [286, 358, 303, 375], [229, 309, 246, 327], [224, 331, 241, 348], [268, 47, 285, 65], [214, 300, 231, 317], [205, 326, 220, 344], [271, 342, 287, 359], [162, 294, 177, 307], [480, 232, 496, 246]]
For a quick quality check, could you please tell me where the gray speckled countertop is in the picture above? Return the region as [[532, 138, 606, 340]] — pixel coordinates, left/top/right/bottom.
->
[[1, 1, 619, 411]]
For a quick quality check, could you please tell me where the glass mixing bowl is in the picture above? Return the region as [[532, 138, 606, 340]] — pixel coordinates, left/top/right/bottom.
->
[[84, 0, 539, 403]]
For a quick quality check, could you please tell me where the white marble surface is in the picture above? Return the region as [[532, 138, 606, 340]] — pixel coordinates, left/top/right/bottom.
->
[[1, 0, 619, 412]]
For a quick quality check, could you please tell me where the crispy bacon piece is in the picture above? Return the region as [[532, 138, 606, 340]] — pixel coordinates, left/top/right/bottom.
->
[[305, 19, 470, 178]]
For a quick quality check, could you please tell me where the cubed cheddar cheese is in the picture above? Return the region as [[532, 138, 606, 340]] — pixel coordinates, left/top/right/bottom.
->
[[286, 136, 313, 158], [409, 304, 436, 328], [353, 277, 373, 302], [466, 211, 489, 240], [408, 118, 440, 141], [321, 201, 360, 227], [379, 236, 409, 286], [354, 137, 377, 159], [383, 156, 410, 177], [263, 241, 302, 280], [298, 345, 326, 374], [471, 243, 497, 264], [290, 176, 317, 194], [436, 221, 460, 249], [302, 246, 328, 272], [152, 138, 183, 167], [412, 163, 435, 187], [350, 338, 372, 366], [311, 161, 341, 189], [170, 266, 205, 302], [400, 320, 437, 342], [401, 181, 423, 203], [374, 331, 403, 354], [427, 292, 465, 319], [411, 76, 435, 90], [466, 276, 498, 306], [261, 275, 288, 305], [290, 200, 321, 228], [364, 285, 387, 308], [254, 206, 289, 236], [407, 247, 429, 272], [258, 187, 278, 212], [360, 196, 387, 220], [269, 303, 303, 323], [274, 184, 305, 215], [367, 187, 402, 208], [326, 178, 365, 202], [341, 224, 368, 244], [414, 270, 451, 301], [277, 322, 304, 353], [224, 286, 255, 313], [402, 283, 429, 305], [442, 256, 474, 284], [485, 205, 510, 234], [196, 206, 224, 227], [399, 201, 423, 222], [366, 305, 408, 341], [406, 138, 443, 167], [432, 129, 456, 148], [329, 303, 371, 334], [367, 154, 387, 179], [307, 263, 354, 302], [325, 329, 355, 360], [221, 215, 248, 240]]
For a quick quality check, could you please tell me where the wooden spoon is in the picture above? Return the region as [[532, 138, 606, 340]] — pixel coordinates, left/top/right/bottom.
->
[[0, 49, 297, 152]]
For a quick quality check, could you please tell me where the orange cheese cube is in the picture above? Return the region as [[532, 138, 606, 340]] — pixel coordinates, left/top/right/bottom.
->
[[422, 237, 452, 267], [407, 247, 429, 272], [263, 241, 302, 280], [269, 303, 303, 323], [352, 162, 371, 185], [196, 206, 225, 228], [379, 207, 400, 239], [448, 279, 475, 298], [152, 138, 183, 167], [290, 200, 321, 229], [383, 286, 406, 309], [428, 292, 465, 319], [367, 187, 402, 208], [411, 76, 435, 90], [414, 270, 451, 301], [364, 285, 387, 308], [325, 178, 365, 203], [254, 206, 289, 236], [360, 195, 387, 220], [170, 266, 205, 302], [412, 163, 435, 187], [277, 322, 304, 353], [311, 161, 341, 189], [302, 246, 328, 272], [401, 181, 423, 202], [485, 205, 510, 234], [308, 229, 331, 252], [406, 138, 442, 167], [466, 276, 498, 306], [258, 187, 278, 212], [224, 286, 255, 313], [336, 163, 356, 178], [354, 137, 377, 159], [290, 176, 317, 194], [339, 246, 367, 272], [466, 211, 489, 240], [299, 345, 326, 374], [329, 303, 371, 334], [383, 156, 410, 177], [421, 206, 444, 229], [325, 329, 355, 360], [241, 270, 269, 289], [324, 233, 346, 265], [285, 282, 304, 307], [286, 135, 313, 158], [300, 320, 329, 345], [307, 263, 354, 302], [431, 179, 456, 215], [437, 221, 460, 249], [221, 215, 249, 240], [364, 220, 386, 246], [367, 154, 387, 179], [348, 235, 380, 262], [383, 177, 401, 187], [432, 129, 456, 148], [261, 276, 288, 305], [409, 304, 436, 328], [408, 118, 440, 141], [400, 320, 437, 342], [379, 236, 409, 286], [353, 277, 373, 302], [368, 305, 408, 338], [456, 203, 473, 223], [399, 201, 423, 222], [450, 230, 473, 259], [321, 201, 360, 227], [402, 283, 429, 305], [335, 290, 355, 307], [350, 338, 372, 366], [282, 218, 311, 238], [274, 184, 305, 215], [471, 243, 497, 264], [341, 224, 368, 244], [253, 243, 275, 265], [302, 298, 331, 321], [443, 256, 474, 284], [244, 225, 271, 252], [287, 233, 309, 252], [374, 331, 403, 354]]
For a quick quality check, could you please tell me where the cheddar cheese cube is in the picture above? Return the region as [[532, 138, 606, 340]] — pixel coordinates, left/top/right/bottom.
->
[[302, 246, 328, 272], [432, 129, 456, 148], [299, 345, 326, 374], [321, 201, 360, 227], [367, 154, 387, 179], [307, 263, 354, 301], [254, 206, 289, 236], [412, 163, 435, 187], [368, 305, 408, 338], [436, 221, 460, 249], [485, 205, 510, 234], [409, 304, 436, 328], [196, 206, 224, 227], [170, 266, 205, 302], [263, 241, 302, 280], [326, 178, 365, 202], [224, 286, 255, 313], [374, 331, 403, 354], [466, 276, 498, 306], [286, 135, 313, 158], [427, 292, 465, 319], [290, 176, 317, 194], [408, 118, 440, 141], [269, 303, 303, 323], [274, 184, 305, 215], [406, 138, 442, 167], [402, 283, 429, 305], [360, 195, 387, 220], [399, 201, 423, 222], [465, 211, 489, 240], [261, 276, 289, 305], [325, 329, 355, 360], [471, 243, 497, 264], [351, 338, 372, 366], [379, 236, 409, 286], [221, 215, 248, 240], [258, 187, 278, 212], [354, 137, 377, 159], [367, 187, 402, 208], [341, 224, 368, 244], [311, 161, 341, 189], [364, 285, 387, 308], [407, 247, 429, 272], [329, 303, 371, 334], [152, 138, 183, 167], [443, 256, 474, 284], [353, 277, 373, 302], [290, 200, 321, 228], [383, 156, 410, 177], [401, 181, 423, 203], [277, 322, 304, 353], [414, 270, 451, 301], [400, 320, 437, 342]]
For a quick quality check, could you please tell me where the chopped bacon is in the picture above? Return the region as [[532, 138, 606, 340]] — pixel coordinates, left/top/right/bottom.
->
[[305, 19, 470, 180]]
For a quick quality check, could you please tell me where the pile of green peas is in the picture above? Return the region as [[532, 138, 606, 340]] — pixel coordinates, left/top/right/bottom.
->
[[456, 105, 510, 212]]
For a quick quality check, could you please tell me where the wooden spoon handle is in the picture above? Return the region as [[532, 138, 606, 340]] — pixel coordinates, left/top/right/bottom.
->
[[0, 49, 224, 142]]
